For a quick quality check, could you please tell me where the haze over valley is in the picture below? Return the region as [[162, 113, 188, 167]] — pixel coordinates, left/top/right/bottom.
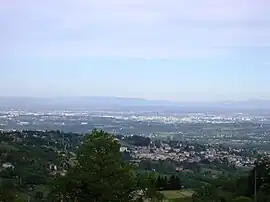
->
[[1, 96, 270, 151]]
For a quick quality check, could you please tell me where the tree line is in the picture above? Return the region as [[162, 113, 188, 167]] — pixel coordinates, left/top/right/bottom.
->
[[155, 175, 182, 191], [192, 158, 270, 202]]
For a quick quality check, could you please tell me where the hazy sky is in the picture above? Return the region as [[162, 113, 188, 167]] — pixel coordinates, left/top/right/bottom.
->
[[1, 0, 270, 101]]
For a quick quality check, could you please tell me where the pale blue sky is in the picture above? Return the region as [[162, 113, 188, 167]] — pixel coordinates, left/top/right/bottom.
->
[[1, 0, 270, 101]]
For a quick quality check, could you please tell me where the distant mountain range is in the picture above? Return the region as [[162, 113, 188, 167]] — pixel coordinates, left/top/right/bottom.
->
[[0, 96, 176, 110], [0, 96, 269, 110]]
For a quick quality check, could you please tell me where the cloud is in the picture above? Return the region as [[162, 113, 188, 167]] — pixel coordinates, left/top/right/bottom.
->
[[1, 0, 270, 59]]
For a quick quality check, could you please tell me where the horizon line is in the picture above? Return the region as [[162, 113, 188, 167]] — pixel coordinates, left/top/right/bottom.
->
[[0, 95, 268, 103]]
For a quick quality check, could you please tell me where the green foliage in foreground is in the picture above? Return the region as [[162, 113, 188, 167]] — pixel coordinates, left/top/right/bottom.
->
[[192, 158, 270, 202], [1, 129, 270, 202], [0, 129, 163, 201], [50, 129, 162, 202]]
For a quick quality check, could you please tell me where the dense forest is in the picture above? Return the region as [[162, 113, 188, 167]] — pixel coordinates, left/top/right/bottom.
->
[[0, 130, 270, 201]]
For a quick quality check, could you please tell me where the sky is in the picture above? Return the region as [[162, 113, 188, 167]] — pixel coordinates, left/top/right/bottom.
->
[[1, 0, 270, 102]]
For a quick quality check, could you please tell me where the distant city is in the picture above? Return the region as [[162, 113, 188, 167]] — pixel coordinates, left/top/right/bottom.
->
[[1, 97, 270, 151]]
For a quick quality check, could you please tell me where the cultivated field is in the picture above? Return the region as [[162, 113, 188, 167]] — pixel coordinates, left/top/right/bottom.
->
[[161, 189, 194, 201]]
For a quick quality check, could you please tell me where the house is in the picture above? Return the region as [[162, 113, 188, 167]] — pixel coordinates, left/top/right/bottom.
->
[[120, 146, 128, 152], [2, 162, 14, 169], [49, 164, 57, 171]]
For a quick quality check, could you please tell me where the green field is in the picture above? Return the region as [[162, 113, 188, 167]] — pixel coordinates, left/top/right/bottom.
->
[[161, 189, 194, 201]]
